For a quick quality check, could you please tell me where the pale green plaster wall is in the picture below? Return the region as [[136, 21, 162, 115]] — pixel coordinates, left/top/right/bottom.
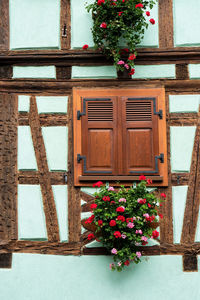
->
[[72, 66, 117, 78], [169, 95, 200, 113], [36, 96, 68, 114], [170, 126, 196, 173], [9, 0, 60, 50], [42, 127, 68, 171], [173, 0, 200, 47], [13, 66, 56, 79], [132, 64, 175, 79], [71, 0, 159, 48], [18, 96, 30, 113], [189, 64, 200, 79], [1, 254, 200, 300], [18, 185, 47, 240]]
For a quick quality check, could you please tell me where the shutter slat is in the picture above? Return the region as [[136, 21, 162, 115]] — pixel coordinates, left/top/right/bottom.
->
[[126, 101, 152, 122], [88, 101, 113, 122]]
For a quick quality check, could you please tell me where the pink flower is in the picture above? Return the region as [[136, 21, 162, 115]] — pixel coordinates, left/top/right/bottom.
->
[[143, 213, 150, 218], [109, 263, 115, 270], [118, 262, 122, 266], [136, 229, 143, 235], [141, 236, 148, 242], [121, 234, 127, 239], [124, 64, 130, 70], [132, 217, 136, 221], [111, 248, 118, 255], [136, 251, 142, 258], [137, 198, 146, 204], [100, 22, 107, 28], [135, 242, 140, 246], [127, 222, 135, 228], [119, 198, 126, 203], [117, 60, 125, 65], [108, 186, 114, 191]]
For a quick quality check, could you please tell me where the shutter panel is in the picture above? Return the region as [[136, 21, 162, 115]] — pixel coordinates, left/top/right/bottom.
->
[[81, 97, 118, 175], [121, 97, 160, 175]]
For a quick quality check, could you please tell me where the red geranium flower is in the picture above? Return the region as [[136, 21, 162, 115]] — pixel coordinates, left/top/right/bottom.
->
[[128, 54, 136, 60], [85, 215, 95, 224], [116, 206, 125, 213], [87, 233, 95, 240], [110, 220, 117, 227], [82, 44, 89, 50], [152, 230, 159, 239], [135, 3, 144, 8], [126, 217, 133, 223], [160, 193, 166, 198], [146, 11, 150, 16], [102, 196, 110, 202], [142, 241, 148, 245], [114, 231, 121, 238], [118, 11, 123, 16], [150, 18, 155, 25], [129, 68, 135, 76], [124, 260, 130, 266], [100, 22, 107, 28], [159, 214, 163, 219], [147, 178, 152, 184], [97, 0, 105, 5], [147, 203, 151, 208], [139, 175, 146, 181], [117, 215, 126, 222], [146, 215, 155, 222], [110, 201, 116, 205], [98, 220, 103, 226], [90, 203, 97, 211], [93, 181, 103, 188]]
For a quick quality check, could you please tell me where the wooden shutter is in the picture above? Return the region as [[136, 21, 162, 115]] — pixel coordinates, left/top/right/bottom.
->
[[121, 96, 161, 175], [80, 97, 118, 175]]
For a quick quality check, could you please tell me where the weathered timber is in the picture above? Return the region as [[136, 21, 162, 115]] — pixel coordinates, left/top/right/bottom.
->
[[171, 173, 190, 186], [159, 0, 173, 48], [0, 66, 13, 79], [183, 254, 198, 272], [176, 64, 189, 80], [18, 171, 68, 185], [60, 0, 71, 50], [0, 1, 9, 50], [19, 112, 69, 126], [0, 94, 18, 241], [29, 97, 60, 242], [0, 253, 12, 268], [56, 66, 72, 80]]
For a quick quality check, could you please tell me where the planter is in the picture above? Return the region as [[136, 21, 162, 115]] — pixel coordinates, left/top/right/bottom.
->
[[117, 69, 132, 80]]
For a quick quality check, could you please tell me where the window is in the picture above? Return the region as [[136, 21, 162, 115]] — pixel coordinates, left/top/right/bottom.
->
[[73, 88, 168, 186]]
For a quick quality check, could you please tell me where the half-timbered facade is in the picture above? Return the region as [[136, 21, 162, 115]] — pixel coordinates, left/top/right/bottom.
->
[[0, 0, 200, 299]]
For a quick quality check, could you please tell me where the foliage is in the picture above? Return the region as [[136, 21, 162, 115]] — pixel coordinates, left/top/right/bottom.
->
[[86, 0, 157, 73], [86, 179, 166, 271]]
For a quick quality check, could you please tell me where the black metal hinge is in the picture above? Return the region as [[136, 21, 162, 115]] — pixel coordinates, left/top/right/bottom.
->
[[154, 109, 163, 119]]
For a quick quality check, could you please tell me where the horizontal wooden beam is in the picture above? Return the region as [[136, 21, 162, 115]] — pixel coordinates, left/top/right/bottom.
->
[[1, 48, 200, 65], [79, 176, 163, 182], [18, 171, 68, 185], [19, 112, 69, 126]]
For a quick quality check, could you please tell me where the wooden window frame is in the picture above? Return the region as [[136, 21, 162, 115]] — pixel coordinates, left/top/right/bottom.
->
[[73, 87, 168, 187]]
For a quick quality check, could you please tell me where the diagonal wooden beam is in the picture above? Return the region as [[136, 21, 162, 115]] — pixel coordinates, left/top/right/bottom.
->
[[181, 112, 200, 244], [29, 96, 60, 242]]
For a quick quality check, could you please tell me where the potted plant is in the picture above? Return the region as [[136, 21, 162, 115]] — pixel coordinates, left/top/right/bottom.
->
[[85, 0, 157, 77], [84, 177, 166, 272]]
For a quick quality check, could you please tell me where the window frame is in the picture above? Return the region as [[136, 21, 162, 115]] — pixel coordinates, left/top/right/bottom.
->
[[73, 87, 168, 187]]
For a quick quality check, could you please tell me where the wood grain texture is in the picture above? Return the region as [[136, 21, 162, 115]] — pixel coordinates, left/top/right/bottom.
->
[[176, 64, 189, 80], [29, 97, 60, 242], [60, 0, 71, 49], [18, 171, 68, 185], [0, 94, 18, 241], [0, 0, 9, 50], [0, 66, 13, 79], [181, 118, 200, 244], [56, 66, 72, 80], [183, 254, 198, 272], [0, 253, 12, 268], [19, 112, 69, 126], [159, 0, 174, 48]]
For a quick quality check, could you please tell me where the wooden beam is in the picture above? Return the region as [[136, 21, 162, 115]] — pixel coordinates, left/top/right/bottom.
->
[[18, 171, 68, 185], [176, 64, 189, 80], [183, 254, 198, 272], [0, 253, 12, 269], [159, 0, 174, 48], [18, 112, 69, 126], [60, 0, 71, 50], [29, 97, 60, 242], [0, 94, 18, 241], [0, 1, 9, 50]]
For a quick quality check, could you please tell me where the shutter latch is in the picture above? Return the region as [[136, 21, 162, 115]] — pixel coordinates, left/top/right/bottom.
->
[[157, 153, 164, 163], [154, 109, 163, 119], [77, 111, 85, 120], [77, 154, 85, 163]]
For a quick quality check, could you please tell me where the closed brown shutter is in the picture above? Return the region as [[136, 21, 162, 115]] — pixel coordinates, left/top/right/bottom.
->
[[79, 97, 118, 175], [121, 96, 162, 175]]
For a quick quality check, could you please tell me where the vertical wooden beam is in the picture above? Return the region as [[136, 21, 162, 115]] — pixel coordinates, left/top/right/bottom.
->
[[60, 0, 71, 50], [0, 0, 9, 50], [29, 97, 60, 242], [183, 254, 198, 272], [0, 94, 18, 241], [176, 64, 189, 80], [158, 0, 174, 48], [0, 254, 12, 269], [56, 66, 72, 80]]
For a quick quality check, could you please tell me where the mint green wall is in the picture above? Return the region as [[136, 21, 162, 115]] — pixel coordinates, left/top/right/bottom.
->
[[13, 66, 56, 79], [71, 0, 159, 48], [9, 0, 60, 50], [0, 254, 200, 300], [173, 0, 200, 47]]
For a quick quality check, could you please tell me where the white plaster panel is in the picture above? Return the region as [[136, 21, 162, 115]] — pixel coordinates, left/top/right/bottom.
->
[[18, 126, 37, 170], [18, 95, 30, 112], [10, 0, 60, 49], [86, 241, 104, 248], [71, 0, 158, 48], [52, 185, 68, 243], [169, 95, 200, 113], [172, 186, 188, 244], [133, 65, 175, 79], [36, 96, 68, 114], [18, 185, 47, 240], [42, 127, 68, 171], [189, 64, 200, 79], [173, 0, 200, 47], [170, 126, 196, 173], [13, 66, 56, 79], [195, 208, 200, 242], [72, 66, 117, 79]]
